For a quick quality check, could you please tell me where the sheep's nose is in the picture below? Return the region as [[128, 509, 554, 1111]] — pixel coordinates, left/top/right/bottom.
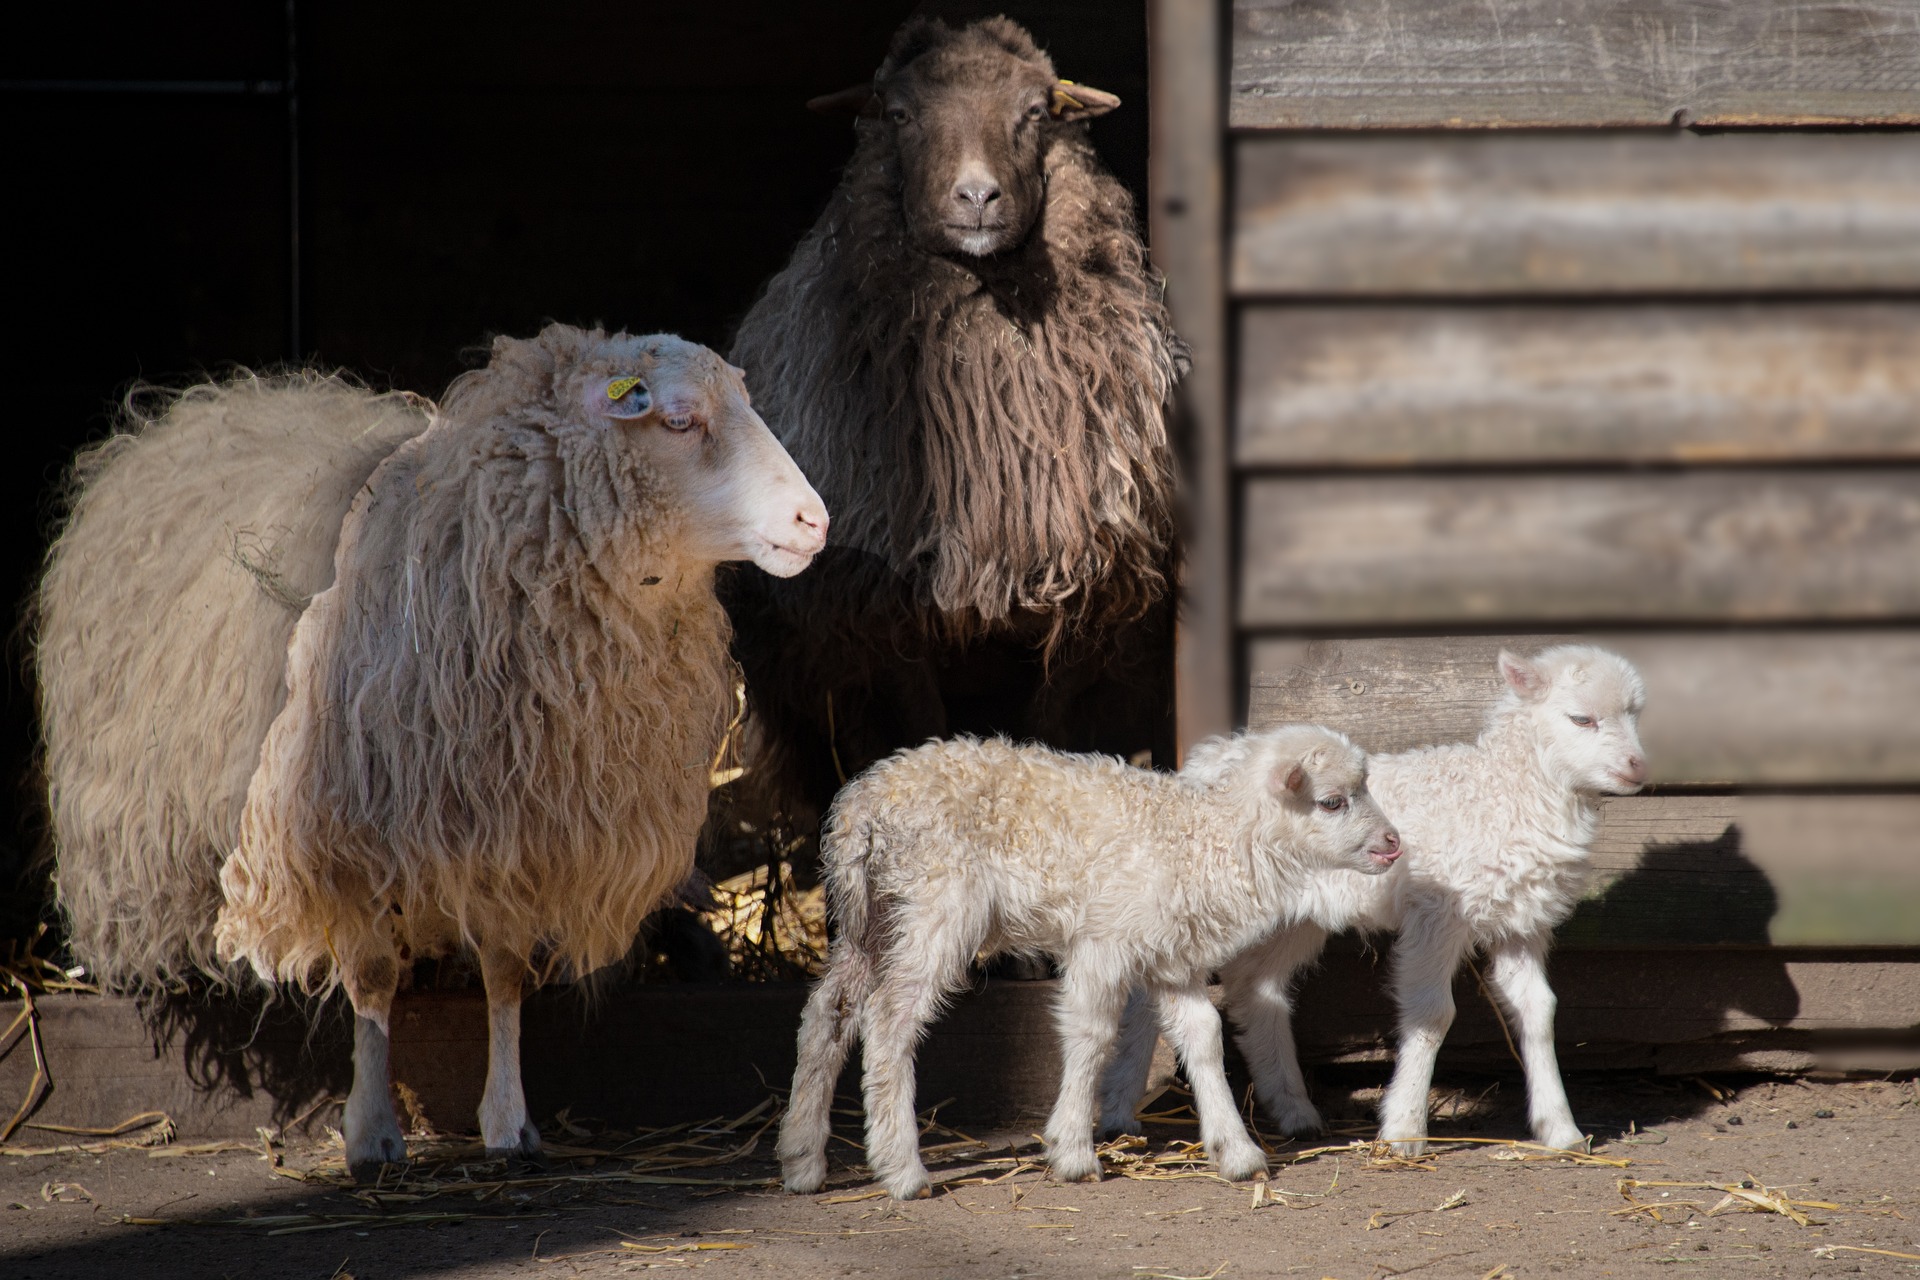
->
[[953, 180, 1001, 208], [1622, 756, 1648, 783], [793, 502, 829, 550], [1382, 829, 1400, 853]]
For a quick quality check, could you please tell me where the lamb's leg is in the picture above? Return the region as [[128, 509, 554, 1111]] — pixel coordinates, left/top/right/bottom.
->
[[1096, 987, 1161, 1139], [1485, 937, 1585, 1151], [779, 949, 873, 1193], [342, 956, 407, 1182], [1042, 968, 1129, 1184], [1378, 915, 1470, 1157], [1220, 922, 1330, 1137], [859, 928, 969, 1200], [477, 948, 541, 1161], [1155, 980, 1268, 1182]]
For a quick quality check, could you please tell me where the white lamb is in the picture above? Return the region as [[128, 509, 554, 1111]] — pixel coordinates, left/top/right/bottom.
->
[[778, 726, 1402, 1200], [1100, 645, 1648, 1155]]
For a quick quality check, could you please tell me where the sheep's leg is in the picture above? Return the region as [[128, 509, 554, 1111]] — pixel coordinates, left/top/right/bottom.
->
[[779, 947, 873, 1193], [1220, 923, 1330, 1137], [1096, 987, 1161, 1139], [1042, 967, 1130, 1184], [1378, 915, 1470, 1157], [859, 929, 969, 1200], [342, 958, 407, 1182], [1485, 937, 1585, 1151], [1155, 980, 1269, 1182], [477, 948, 541, 1161]]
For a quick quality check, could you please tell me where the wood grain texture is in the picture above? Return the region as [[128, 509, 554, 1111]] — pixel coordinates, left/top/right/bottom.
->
[[1153, 0, 1235, 753], [1230, 0, 1920, 128], [1248, 632, 1920, 785], [1233, 135, 1920, 295], [1238, 473, 1920, 628], [1237, 305, 1920, 466]]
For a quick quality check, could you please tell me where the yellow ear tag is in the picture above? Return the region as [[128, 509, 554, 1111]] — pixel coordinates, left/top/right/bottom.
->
[[607, 376, 646, 401], [1051, 81, 1083, 113]]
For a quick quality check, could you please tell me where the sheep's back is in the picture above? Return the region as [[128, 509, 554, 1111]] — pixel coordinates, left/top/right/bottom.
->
[[37, 376, 426, 989]]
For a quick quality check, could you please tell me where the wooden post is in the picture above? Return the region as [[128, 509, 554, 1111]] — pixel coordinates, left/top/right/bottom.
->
[[1151, 0, 1233, 758]]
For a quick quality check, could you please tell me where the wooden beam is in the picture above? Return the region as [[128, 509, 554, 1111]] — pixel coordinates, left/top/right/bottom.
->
[[1233, 134, 1920, 296], [1237, 304, 1920, 467], [1153, 0, 1234, 753], [1248, 632, 1920, 787], [1230, 0, 1920, 129], [1238, 472, 1920, 628]]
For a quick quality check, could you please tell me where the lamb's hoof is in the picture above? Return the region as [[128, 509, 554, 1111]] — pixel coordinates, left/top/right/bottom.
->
[[1047, 1148, 1103, 1184], [1387, 1137, 1429, 1158], [1262, 1097, 1326, 1139], [1537, 1126, 1589, 1153], [1213, 1141, 1270, 1183], [781, 1155, 828, 1195], [879, 1167, 932, 1201]]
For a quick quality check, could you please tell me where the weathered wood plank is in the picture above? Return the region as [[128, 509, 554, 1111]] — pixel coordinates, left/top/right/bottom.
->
[[1153, 0, 1234, 754], [1233, 135, 1920, 296], [1238, 305, 1920, 466], [1231, 0, 1920, 128], [1248, 632, 1920, 786], [1238, 473, 1920, 628]]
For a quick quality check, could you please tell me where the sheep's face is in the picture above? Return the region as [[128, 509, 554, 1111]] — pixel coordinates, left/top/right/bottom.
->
[[1499, 647, 1649, 795], [872, 18, 1118, 258], [1250, 725, 1401, 875], [572, 335, 828, 577]]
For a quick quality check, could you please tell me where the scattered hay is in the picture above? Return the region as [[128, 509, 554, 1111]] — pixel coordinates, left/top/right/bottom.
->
[[698, 861, 828, 980], [2, 1110, 177, 1158], [1614, 1177, 1844, 1227]]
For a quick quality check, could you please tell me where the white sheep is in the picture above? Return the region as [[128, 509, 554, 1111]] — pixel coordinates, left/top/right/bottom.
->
[[213, 325, 828, 1176], [1100, 646, 1648, 1155], [777, 727, 1401, 1200]]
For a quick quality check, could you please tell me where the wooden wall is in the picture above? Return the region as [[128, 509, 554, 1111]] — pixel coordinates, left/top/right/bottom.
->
[[1157, 0, 1920, 1058]]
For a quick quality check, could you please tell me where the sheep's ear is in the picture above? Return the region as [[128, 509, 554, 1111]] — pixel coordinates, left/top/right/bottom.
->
[[1498, 649, 1545, 699], [808, 85, 880, 117], [598, 376, 652, 420], [1051, 80, 1120, 120]]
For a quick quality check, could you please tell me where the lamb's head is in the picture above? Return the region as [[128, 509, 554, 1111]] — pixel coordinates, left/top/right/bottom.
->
[[834, 16, 1119, 258], [1494, 646, 1649, 795], [1228, 724, 1401, 875], [507, 326, 828, 577]]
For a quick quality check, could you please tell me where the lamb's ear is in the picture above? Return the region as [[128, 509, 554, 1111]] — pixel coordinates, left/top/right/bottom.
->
[[1498, 649, 1546, 700], [1050, 80, 1120, 120], [808, 85, 880, 117], [1271, 761, 1310, 797]]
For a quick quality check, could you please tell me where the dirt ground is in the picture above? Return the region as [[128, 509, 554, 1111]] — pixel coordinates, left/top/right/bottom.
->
[[5, 1070, 1917, 1280]]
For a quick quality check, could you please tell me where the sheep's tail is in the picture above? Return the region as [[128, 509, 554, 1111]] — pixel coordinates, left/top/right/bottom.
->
[[778, 807, 880, 1193]]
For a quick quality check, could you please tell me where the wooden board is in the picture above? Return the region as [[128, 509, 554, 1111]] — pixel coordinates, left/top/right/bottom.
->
[[1248, 632, 1920, 786], [1230, 0, 1920, 128], [8, 966, 1919, 1139], [1238, 472, 1920, 628], [1237, 305, 1920, 467], [1152, 0, 1234, 752], [1232, 135, 1920, 296]]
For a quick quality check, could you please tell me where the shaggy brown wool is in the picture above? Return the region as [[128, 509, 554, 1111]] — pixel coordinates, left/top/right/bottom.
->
[[731, 17, 1183, 647], [35, 375, 428, 988], [217, 328, 738, 997]]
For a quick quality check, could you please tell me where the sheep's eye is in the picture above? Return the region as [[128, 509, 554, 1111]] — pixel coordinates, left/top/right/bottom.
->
[[1024, 102, 1047, 122], [886, 106, 911, 125], [1568, 714, 1596, 728], [1317, 795, 1347, 813], [663, 412, 699, 434]]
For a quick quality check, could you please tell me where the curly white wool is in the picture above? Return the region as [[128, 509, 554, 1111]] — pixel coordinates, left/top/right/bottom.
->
[[777, 726, 1400, 1200], [1101, 645, 1649, 1154]]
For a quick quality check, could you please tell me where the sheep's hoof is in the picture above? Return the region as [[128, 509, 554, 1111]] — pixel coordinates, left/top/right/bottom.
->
[[881, 1169, 932, 1201], [1537, 1126, 1588, 1153], [781, 1155, 828, 1195], [1387, 1138, 1429, 1158], [345, 1121, 409, 1183], [486, 1121, 545, 1169]]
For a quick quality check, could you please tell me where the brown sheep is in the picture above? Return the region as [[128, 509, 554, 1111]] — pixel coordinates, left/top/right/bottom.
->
[[725, 16, 1185, 842]]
